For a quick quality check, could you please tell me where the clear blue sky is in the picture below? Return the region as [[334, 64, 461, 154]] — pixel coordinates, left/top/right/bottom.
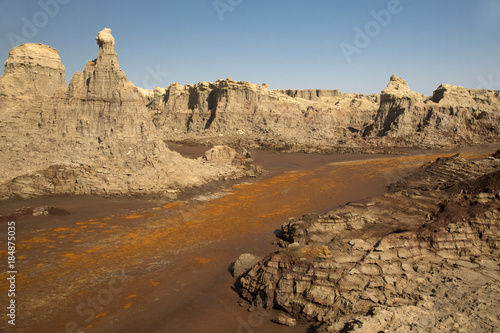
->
[[0, 0, 499, 95]]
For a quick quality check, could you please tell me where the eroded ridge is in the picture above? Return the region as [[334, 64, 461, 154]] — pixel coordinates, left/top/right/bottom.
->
[[148, 75, 500, 152], [238, 152, 500, 332], [0, 29, 261, 200]]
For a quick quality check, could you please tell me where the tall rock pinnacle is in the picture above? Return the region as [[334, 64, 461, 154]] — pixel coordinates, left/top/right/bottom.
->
[[95, 28, 120, 65], [69, 28, 127, 99]]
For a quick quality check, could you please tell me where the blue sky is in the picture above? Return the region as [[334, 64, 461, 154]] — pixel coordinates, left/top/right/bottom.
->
[[0, 0, 499, 95]]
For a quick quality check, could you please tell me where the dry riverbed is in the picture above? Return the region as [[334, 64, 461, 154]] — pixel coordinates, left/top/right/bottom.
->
[[0, 143, 498, 333]]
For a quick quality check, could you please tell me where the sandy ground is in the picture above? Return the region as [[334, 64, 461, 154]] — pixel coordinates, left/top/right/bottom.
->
[[0, 143, 498, 333]]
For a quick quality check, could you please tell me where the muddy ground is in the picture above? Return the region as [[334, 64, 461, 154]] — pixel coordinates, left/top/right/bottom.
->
[[0, 143, 498, 333]]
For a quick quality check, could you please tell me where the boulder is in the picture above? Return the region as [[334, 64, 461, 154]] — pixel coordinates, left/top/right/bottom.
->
[[203, 145, 239, 164], [32, 206, 69, 216], [232, 253, 263, 277], [272, 314, 296, 327]]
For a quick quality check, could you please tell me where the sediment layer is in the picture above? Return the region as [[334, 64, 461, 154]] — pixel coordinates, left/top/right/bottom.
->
[[146, 75, 500, 152], [237, 152, 500, 332], [1, 28, 499, 198], [0, 29, 260, 200]]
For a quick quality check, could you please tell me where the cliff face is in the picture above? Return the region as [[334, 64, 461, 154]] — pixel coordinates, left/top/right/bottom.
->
[[0, 43, 67, 98], [364, 75, 500, 148], [0, 29, 259, 200], [238, 152, 500, 332], [148, 79, 380, 149], [146, 74, 500, 151]]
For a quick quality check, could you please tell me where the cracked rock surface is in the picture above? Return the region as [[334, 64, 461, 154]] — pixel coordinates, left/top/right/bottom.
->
[[238, 152, 500, 332]]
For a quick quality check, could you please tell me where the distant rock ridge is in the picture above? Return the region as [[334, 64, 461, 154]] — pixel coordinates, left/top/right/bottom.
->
[[365, 78, 500, 147], [147, 78, 380, 150], [0, 29, 260, 200], [144, 74, 499, 151]]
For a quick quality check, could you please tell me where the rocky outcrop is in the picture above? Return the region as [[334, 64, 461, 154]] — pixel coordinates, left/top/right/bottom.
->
[[202, 145, 262, 176], [147, 79, 380, 150], [365, 75, 500, 148], [145, 74, 500, 151], [237, 153, 500, 332], [0, 29, 260, 200], [366, 75, 425, 138], [0, 43, 67, 98]]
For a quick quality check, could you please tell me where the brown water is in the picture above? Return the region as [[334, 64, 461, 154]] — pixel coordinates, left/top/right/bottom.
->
[[0, 143, 497, 333]]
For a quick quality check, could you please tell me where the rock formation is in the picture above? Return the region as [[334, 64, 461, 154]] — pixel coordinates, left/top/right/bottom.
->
[[364, 75, 500, 148], [0, 28, 498, 199], [0, 29, 260, 200], [144, 74, 500, 152], [237, 152, 500, 332], [232, 253, 264, 277], [147, 79, 380, 151], [0, 43, 67, 98]]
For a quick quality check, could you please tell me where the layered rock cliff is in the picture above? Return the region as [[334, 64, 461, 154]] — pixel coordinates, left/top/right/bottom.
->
[[237, 152, 500, 332], [145, 74, 500, 151], [364, 75, 500, 148], [147, 79, 380, 151], [0, 43, 67, 98], [1, 28, 499, 199], [0, 29, 259, 200]]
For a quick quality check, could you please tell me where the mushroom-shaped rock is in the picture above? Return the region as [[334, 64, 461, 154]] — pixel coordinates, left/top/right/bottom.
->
[[69, 28, 127, 99], [96, 28, 115, 50]]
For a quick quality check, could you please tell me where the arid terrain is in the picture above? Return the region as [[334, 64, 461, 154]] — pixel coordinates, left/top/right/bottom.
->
[[0, 144, 497, 333], [0, 28, 499, 333], [1, 29, 499, 200], [239, 149, 500, 332]]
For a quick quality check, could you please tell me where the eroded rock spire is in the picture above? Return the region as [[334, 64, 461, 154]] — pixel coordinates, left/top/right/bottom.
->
[[96, 28, 117, 59], [382, 74, 411, 94], [69, 28, 126, 99]]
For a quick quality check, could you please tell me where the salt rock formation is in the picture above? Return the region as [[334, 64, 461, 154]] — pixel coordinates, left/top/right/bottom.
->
[[381, 74, 411, 94], [232, 253, 264, 277], [202, 145, 262, 176], [204, 145, 240, 164], [146, 79, 380, 151], [365, 77, 500, 148], [366, 76, 428, 139], [144, 74, 500, 151], [0, 43, 66, 97], [69, 28, 126, 100], [238, 153, 500, 332], [0, 29, 259, 199]]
